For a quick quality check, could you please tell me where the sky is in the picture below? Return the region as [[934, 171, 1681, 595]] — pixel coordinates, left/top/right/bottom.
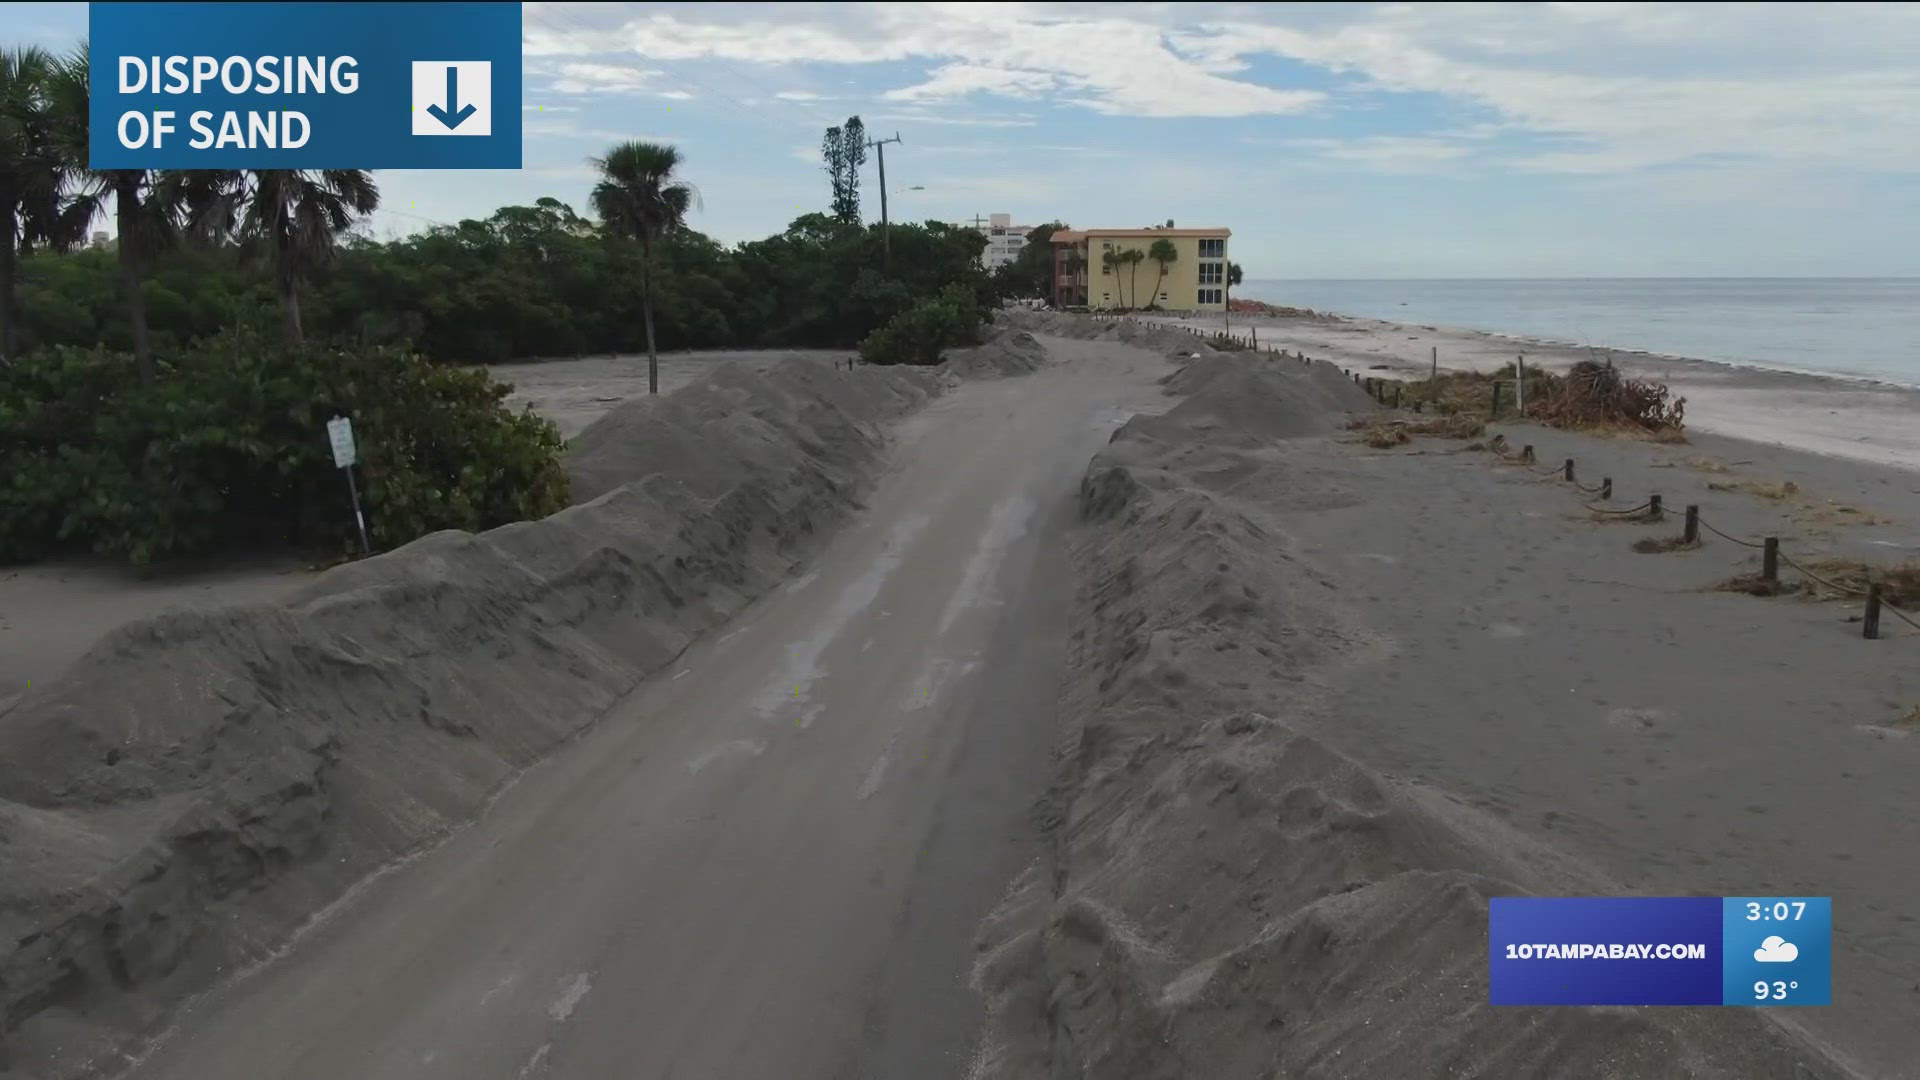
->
[[13, 1, 1920, 278]]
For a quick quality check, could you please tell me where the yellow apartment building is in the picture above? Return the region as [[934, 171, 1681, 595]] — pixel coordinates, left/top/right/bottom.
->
[[1050, 226, 1230, 311]]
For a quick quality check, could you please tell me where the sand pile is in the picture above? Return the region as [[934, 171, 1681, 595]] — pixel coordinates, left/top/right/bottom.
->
[[1118, 353, 1375, 449], [0, 357, 945, 1074], [942, 326, 1051, 380], [998, 310, 1221, 361], [968, 356, 1854, 1078]]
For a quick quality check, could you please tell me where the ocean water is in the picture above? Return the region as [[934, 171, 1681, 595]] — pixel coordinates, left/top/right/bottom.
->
[[1239, 278, 1920, 387]]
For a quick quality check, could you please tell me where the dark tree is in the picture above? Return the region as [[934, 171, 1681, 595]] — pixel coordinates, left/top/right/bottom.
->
[[822, 115, 867, 224]]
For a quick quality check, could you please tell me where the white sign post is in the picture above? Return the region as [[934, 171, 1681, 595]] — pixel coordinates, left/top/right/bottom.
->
[[327, 416, 372, 555]]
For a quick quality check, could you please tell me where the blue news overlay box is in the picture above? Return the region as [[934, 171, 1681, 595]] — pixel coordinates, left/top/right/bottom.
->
[[89, 2, 521, 169], [1722, 897, 1832, 1006], [1490, 897, 1722, 1006], [1490, 897, 1831, 1006]]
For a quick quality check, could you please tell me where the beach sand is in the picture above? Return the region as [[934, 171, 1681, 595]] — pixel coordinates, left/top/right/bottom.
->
[[970, 329, 1920, 1078], [975, 332, 1920, 1068], [1142, 310, 1920, 473]]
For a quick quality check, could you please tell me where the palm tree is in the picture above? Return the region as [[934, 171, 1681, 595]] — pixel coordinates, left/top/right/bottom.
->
[[42, 45, 195, 380], [0, 45, 59, 361], [1121, 248, 1146, 309], [191, 170, 379, 344], [589, 141, 695, 395], [1145, 238, 1177, 310], [1099, 249, 1122, 309]]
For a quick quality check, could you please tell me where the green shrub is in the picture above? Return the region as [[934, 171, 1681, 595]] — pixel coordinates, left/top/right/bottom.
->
[[857, 283, 988, 366], [0, 328, 568, 564]]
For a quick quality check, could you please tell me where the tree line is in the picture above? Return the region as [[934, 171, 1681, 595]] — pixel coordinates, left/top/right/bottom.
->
[[1, 56, 997, 565]]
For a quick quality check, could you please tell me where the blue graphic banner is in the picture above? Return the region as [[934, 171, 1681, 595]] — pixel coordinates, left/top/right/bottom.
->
[[1490, 896, 1831, 1006], [89, 2, 521, 169]]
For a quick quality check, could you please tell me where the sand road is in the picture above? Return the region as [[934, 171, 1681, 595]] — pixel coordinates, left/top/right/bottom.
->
[[116, 338, 1172, 1080]]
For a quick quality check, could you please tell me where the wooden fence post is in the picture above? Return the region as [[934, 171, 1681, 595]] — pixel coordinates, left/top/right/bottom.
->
[[1563, 458, 1575, 482], [1864, 584, 1883, 640], [1600, 477, 1612, 500], [1490, 382, 1502, 418], [1649, 494, 1663, 519], [1762, 537, 1779, 582], [1683, 505, 1699, 544]]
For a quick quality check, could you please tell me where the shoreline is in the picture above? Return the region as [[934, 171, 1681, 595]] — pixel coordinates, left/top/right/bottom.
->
[[1138, 309, 1920, 473]]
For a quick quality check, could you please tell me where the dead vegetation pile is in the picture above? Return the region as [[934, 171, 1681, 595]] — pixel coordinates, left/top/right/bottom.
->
[[1528, 359, 1686, 435], [1359, 425, 1409, 448], [1711, 559, 1920, 604], [1399, 359, 1686, 439], [1792, 558, 1920, 606]]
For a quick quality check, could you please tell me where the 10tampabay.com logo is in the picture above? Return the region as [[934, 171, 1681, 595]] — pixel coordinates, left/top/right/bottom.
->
[[90, 2, 520, 169]]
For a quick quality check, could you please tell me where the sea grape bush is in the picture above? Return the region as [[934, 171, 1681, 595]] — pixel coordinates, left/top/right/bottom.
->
[[0, 327, 568, 563]]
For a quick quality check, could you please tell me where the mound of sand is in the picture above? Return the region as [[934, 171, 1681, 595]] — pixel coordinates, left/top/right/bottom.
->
[[1116, 353, 1376, 449], [0, 358, 945, 1074], [998, 310, 1225, 361], [942, 327, 1051, 380], [967, 351, 1854, 1079]]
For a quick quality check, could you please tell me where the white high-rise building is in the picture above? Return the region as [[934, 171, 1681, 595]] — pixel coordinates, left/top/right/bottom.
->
[[978, 213, 1034, 269]]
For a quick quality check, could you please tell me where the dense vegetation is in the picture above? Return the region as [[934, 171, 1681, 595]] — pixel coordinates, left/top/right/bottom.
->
[[2, 42, 994, 565], [2, 328, 569, 563], [858, 282, 989, 366], [10, 202, 994, 364]]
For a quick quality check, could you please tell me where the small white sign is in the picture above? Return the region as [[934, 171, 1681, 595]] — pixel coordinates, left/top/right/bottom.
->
[[326, 416, 357, 468], [412, 61, 493, 136]]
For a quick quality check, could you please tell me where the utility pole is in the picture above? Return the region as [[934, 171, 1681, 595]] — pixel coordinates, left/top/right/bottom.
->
[[866, 132, 903, 268]]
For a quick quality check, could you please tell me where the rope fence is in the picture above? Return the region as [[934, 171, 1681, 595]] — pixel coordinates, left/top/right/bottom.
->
[[1088, 316, 1916, 640], [1390, 413, 1917, 642]]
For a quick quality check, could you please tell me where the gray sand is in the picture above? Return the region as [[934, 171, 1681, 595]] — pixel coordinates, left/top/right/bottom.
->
[[6, 312, 1915, 1078], [486, 349, 852, 439], [10, 326, 1155, 1080], [969, 340, 1914, 1077], [0, 348, 952, 1074]]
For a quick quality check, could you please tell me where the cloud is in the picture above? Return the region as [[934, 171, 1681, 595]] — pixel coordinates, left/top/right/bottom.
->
[[1754, 936, 1799, 964], [1269, 136, 1473, 174], [522, 4, 1322, 118], [775, 90, 829, 101], [521, 4, 1920, 169], [867, 113, 1037, 128], [1204, 4, 1920, 174]]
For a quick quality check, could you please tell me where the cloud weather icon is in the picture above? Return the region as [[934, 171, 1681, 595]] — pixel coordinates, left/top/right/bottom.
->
[[1754, 936, 1799, 963]]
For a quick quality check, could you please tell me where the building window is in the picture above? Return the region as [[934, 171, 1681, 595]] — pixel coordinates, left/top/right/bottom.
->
[[1197, 288, 1223, 305], [1198, 261, 1224, 285], [1198, 238, 1225, 258]]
